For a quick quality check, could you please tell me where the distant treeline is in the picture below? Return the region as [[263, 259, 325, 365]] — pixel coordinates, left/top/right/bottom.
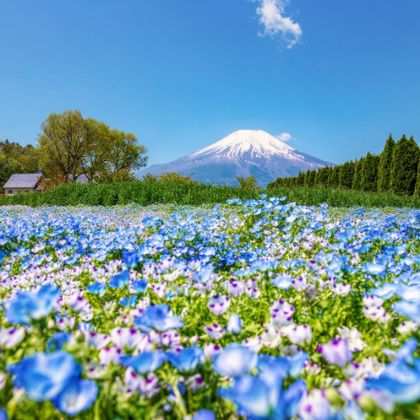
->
[[268, 135, 420, 196]]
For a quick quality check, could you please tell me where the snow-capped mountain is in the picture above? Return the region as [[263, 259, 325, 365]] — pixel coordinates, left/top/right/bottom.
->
[[137, 130, 330, 186]]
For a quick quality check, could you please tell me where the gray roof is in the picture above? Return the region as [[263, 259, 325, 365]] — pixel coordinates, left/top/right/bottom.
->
[[3, 173, 43, 189]]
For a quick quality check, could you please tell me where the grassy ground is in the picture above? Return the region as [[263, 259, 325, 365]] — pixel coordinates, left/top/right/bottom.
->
[[0, 181, 418, 207]]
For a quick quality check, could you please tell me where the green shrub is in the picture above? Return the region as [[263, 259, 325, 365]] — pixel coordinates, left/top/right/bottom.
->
[[0, 181, 418, 208]]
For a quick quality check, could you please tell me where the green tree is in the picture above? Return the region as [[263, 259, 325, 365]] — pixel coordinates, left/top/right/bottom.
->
[[328, 166, 340, 188], [304, 170, 316, 187], [339, 161, 355, 189], [390, 135, 419, 195], [377, 135, 395, 192], [38, 110, 87, 182], [360, 153, 380, 192], [352, 158, 364, 190], [296, 172, 305, 186], [37, 110, 147, 183], [315, 167, 331, 186], [237, 176, 259, 190], [415, 160, 420, 196]]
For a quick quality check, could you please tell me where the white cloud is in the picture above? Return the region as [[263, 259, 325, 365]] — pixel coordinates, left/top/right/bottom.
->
[[277, 132, 292, 142], [256, 0, 302, 48]]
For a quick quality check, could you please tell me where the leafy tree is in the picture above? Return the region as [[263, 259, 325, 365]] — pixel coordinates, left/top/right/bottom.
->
[[97, 129, 147, 182], [237, 176, 259, 190], [377, 135, 395, 192], [37, 110, 147, 183], [38, 110, 87, 182], [0, 140, 40, 187], [360, 153, 380, 192], [390, 135, 419, 195]]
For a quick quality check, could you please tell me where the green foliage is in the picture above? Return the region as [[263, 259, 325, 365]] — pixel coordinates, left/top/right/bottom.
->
[[351, 158, 364, 190], [415, 161, 420, 196], [390, 135, 420, 195], [314, 167, 331, 186], [360, 153, 380, 192], [269, 135, 419, 196], [304, 170, 316, 187], [0, 140, 40, 186], [237, 176, 260, 191], [377, 135, 395, 192], [338, 161, 355, 189], [327, 166, 340, 188], [0, 181, 418, 208], [37, 110, 147, 183]]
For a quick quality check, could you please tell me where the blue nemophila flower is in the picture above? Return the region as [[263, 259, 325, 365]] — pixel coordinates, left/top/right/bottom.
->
[[5, 284, 60, 325], [52, 378, 98, 416], [47, 332, 72, 352], [86, 282, 106, 295], [120, 295, 138, 307], [271, 275, 293, 290], [0, 249, 6, 265], [122, 351, 166, 374], [213, 345, 257, 377], [131, 279, 148, 293], [365, 262, 386, 276], [167, 346, 203, 372], [134, 304, 183, 332], [109, 270, 130, 289], [193, 409, 215, 420], [8, 351, 81, 401], [122, 249, 140, 269], [0, 408, 6, 420], [219, 372, 306, 419], [193, 266, 214, 284], [365, 358, 420, 404], [393, 300, 420, 323]]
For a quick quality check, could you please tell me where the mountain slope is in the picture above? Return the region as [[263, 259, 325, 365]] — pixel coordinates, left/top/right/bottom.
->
[[137, 130, 331, 186]]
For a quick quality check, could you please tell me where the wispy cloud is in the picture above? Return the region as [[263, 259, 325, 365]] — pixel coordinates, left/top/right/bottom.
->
[[277, 132, 292, 142], [256, 0, 302, 48]]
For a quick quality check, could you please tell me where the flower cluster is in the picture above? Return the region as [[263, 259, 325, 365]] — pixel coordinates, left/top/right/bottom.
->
[[0, 199, 419, 418]]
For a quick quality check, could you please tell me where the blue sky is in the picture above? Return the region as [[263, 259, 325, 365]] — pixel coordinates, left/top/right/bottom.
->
[[1, 0, 419, 165]]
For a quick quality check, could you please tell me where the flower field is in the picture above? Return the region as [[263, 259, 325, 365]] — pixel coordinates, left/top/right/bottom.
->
[[0, 197, 419, 419]]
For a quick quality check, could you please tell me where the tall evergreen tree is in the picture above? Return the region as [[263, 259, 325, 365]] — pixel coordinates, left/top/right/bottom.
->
[[352, 158, 364, 190], [390, 135, 420, 195], [339, 161, 355, 189], [328, 166, 340, 188], [360, 153, 380, 192], [304, 170, 316, 187], [377, 135, 395, 192], [315, 167, 331, 186], [415, 160, 420, 196]]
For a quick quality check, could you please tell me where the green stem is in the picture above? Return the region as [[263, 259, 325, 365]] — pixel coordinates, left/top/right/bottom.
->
[[171, 380, 188, 418], [7, 388, 25, 419]]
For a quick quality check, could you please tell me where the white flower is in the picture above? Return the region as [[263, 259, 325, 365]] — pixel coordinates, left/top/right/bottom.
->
[[283, 323, 312, 345], [338, 326, 365, 352]]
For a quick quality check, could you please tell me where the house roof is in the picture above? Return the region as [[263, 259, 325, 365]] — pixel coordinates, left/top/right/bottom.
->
[[3, 173, 43, 189]]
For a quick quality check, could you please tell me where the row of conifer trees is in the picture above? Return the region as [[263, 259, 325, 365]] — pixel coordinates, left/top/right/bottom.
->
[[267, 135, 420, 196]]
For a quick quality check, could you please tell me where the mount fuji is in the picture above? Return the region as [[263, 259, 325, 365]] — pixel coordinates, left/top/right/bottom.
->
[[137, 130, 330, 186]]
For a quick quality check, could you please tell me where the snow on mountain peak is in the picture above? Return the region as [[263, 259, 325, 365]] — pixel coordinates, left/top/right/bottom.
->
[[190, 129, 297, 161]]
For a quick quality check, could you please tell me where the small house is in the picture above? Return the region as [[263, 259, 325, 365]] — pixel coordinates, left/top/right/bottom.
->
[[3, 173, 44, 195]]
